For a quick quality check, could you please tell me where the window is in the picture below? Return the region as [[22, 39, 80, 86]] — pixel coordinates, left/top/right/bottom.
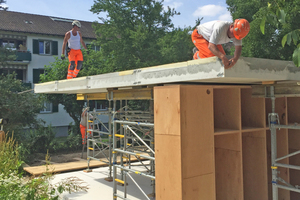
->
[[33, 69, 44, 84], [87, 43, 101, 52], [39, 41, 51, 55], [89, 100, 108, 111], [40, 101, 52, 113], [40, 101, 59, 113], [33, 39, 58, 55]]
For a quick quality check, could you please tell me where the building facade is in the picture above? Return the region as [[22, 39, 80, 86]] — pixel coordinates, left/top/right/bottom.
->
[[0, 10, 105, 136]]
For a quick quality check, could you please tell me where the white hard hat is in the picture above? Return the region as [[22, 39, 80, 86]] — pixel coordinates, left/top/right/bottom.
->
[[72, 20, 81, 28]]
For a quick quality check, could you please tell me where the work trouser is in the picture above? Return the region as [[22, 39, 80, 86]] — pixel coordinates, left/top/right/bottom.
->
[[80, 124, 92, 145], [191, 29, 225, 60], [67, 49, 83, 79]]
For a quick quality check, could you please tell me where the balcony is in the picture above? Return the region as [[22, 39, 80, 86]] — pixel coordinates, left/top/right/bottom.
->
[[15, 51, 31, 61]]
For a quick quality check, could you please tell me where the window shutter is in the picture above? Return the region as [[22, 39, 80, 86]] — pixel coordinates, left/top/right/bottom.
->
[[52, 103, 59, 112], [33, 69, 40, 83], [51, 41, 58, 55], [33, 39, 39, 54]]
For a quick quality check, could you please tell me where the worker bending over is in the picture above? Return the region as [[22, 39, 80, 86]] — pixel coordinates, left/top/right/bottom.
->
[[61, 20, 87, 79], [192, 19, 250, 69]]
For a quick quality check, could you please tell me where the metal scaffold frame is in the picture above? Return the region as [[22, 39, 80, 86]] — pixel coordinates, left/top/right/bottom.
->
[[256, 84, 300, 199], [77, 88, 155, 199]]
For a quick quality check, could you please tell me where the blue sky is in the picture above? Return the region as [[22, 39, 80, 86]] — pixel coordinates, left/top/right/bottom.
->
[[4, 0, 232, 28]]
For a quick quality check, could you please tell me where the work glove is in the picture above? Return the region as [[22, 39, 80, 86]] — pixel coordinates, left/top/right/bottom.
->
[[86, 50, 89, 55], [61, 54, 65, 60]]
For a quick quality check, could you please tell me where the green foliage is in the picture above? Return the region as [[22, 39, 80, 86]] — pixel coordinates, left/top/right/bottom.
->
[[40, 0, 195, 133], [90, 0, 192, 70], [19, 124, 81, 162], [0, 45, 16, 66], [0, 134, 88, 200], [258, 0, 300, 66], [0, 73, 42, 134], [0, 134, 23, 177]]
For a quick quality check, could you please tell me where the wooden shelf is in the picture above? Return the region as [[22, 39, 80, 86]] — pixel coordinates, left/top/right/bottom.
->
[[214, 128, 240, 135], [213, 88, 241, 131], [242, 127, 266, 133]]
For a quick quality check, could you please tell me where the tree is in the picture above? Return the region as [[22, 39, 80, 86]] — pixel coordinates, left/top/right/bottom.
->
[[40, 0, 195, 134], [0, 73, 41, 133], [90, 0, 193, 70], [260, 0, 300, 66], [226, 0, 300, 65], [0, 0, 8, 11]]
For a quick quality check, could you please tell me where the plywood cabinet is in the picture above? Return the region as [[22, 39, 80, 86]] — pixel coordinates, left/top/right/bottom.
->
[[154, 84, 292, 200]]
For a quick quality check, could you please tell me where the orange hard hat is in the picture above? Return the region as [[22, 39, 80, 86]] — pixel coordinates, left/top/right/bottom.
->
[[233, 19, 250, 40]]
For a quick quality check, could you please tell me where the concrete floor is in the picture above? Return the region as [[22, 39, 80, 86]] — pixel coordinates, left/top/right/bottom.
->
[[52, 162, 155, 200]]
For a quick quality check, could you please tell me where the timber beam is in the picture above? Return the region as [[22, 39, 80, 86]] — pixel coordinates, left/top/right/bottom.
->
[[77, 88, 153, 101], [252, 82, 300, 97]]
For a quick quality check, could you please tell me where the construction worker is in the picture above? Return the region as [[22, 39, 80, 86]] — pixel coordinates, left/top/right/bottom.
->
[[192, 19, 250, 69], [80, 107, 92, 145], [61, 20, 87, 79]]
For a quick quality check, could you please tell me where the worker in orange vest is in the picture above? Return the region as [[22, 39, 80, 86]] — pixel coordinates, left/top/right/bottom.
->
[[191, 19, 250, 69], [61, 20, 88, 79]]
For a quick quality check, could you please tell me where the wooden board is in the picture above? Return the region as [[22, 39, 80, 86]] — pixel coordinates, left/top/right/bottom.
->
[[215, 148, 243, 200], [24, 154, 146, 176], [241, 88, 265, 129], [154, 85, 181, 136], [213, 88, 241, 131], [242, 131, 268, 200], [155, 134, 182, 200], [180, 86, 214, 178], [183, 173, 215, 200]]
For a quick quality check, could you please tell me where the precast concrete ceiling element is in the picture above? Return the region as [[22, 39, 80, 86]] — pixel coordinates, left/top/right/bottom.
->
[[34, 56, 300, 94]]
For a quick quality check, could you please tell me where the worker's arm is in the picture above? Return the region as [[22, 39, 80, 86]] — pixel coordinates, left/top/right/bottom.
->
[[79, 31, 87, 50], [227, 45, 242, 68], [208, 42, 230, 68], [62, 32, 70, 57]]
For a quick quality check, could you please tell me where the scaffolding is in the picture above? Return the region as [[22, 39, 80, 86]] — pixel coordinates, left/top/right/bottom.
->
[[254, 84, 300, 199], [78, 89, 155, 199]]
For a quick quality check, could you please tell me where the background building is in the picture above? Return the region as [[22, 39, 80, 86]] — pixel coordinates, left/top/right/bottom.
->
[[0, 10, 104, 136]]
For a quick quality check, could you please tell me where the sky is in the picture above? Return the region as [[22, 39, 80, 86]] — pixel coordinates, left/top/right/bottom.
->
[[3, 0, 232, 28]]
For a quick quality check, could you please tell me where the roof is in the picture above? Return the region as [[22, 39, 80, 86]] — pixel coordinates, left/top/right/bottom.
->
[[0, 10, 97, 39], [34, 56, 300, 94]]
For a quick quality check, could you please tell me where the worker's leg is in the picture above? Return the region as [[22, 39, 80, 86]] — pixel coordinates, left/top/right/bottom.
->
[[80, 124, 87, 144], [73, 50, 83, 78], [191, 29, 225, 59], [67, 49, 76, 79]]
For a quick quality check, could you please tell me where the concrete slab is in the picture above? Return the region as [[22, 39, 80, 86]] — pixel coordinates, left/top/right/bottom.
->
[[52, 162, 155, 200], [34, 57, 300, 94]]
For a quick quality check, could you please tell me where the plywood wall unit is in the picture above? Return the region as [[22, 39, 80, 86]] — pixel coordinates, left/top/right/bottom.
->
[[154, 85, 215, 200], [287, 97, 300, 200], [241, 88, 265, 130], [213, 88, 240, 133], [242, 131, 268, 200], [154, 85, 300, 200], [215, 133, 243, 200]]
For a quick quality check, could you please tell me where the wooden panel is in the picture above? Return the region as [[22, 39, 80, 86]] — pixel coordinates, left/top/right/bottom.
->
[[266, 129, 290, 200], [215, 133, 241, 151], [287, 97, 300, 123], [183, 174, 215, 200], [289, 130, 300, 200], [242, 131, 268, 200], [181, 86, 214, 178], [215, 148, 243, 200], [154, 85, 181, 135], [241, 88, 265, 129], [214, 88, 241, 131], [155, 134, 182, 200]]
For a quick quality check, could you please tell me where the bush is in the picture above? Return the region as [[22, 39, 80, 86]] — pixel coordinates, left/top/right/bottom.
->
[[0, 133, 88, 200]]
